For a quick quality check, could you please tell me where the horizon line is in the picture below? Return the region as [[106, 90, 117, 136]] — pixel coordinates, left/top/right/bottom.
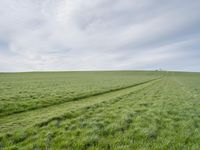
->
[[0, 69, 199, 74]]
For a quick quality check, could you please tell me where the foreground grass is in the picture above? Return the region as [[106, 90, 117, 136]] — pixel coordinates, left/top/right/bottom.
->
[[0, 71, 200, 149]]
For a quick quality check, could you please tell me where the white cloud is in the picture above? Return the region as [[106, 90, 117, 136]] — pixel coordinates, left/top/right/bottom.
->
[[0, 0, 200, 72]]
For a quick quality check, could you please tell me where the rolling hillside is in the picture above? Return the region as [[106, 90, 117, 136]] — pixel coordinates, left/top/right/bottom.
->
[[0, 71, 200, 149]]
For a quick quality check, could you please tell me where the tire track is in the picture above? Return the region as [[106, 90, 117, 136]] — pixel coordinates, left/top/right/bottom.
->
[[0, 77, 162, 134], [5, 78, 165, 148], [0, 77, 162, 117]]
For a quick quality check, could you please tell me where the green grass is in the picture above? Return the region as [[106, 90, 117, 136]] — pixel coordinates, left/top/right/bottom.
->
[[0, 71, 200, 149], [0, 71, 160, 116]]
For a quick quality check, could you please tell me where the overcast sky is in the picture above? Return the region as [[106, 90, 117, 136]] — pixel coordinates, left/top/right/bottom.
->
[[0, 0, 200, 72]]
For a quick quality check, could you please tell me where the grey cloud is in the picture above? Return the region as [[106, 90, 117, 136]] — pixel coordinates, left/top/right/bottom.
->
[[0, 0, 200, 72]]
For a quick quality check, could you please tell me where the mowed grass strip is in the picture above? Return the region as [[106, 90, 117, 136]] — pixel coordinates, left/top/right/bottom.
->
[[0, 71, 162, 116], [0, 76, 161, 134], [0, 77, 162, 149]]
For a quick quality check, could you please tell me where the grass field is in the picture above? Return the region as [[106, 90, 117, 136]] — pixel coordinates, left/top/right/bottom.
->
[[0, 71, 200, 149]]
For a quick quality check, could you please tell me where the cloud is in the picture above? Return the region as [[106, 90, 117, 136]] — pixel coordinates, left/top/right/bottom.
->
[[0, 0, 200, 72]]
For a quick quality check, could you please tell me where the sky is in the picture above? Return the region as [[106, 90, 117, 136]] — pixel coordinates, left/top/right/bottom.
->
[[0, 0, 200, 72]]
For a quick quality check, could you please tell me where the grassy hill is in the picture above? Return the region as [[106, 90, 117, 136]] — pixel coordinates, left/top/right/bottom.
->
[[0, 71, 200, 149]]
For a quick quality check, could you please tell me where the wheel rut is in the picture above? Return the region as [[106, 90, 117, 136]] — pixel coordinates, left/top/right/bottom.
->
[[0, 77, 163, 133]]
